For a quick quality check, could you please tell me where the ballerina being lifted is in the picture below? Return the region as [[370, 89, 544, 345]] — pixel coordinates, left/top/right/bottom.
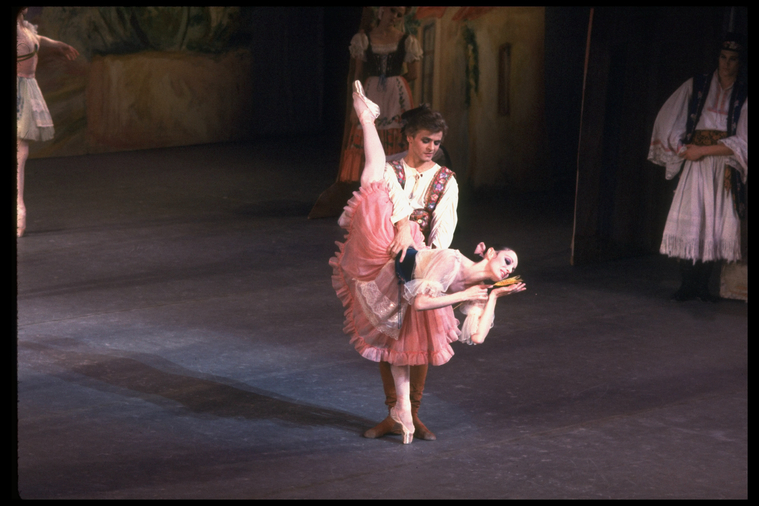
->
[[330, 81, 526, 444]]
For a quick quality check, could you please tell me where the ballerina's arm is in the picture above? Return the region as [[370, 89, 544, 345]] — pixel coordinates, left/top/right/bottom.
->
[[413, 284, 490, 311], [469, 282, 526, 344]]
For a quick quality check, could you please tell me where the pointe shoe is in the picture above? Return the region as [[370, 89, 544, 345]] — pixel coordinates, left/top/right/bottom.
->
[[353, 80, 380, 121], [390, 406, 414, 444], [363, 415, 402, 439]]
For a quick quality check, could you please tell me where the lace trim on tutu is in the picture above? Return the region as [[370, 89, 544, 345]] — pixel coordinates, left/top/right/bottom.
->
[[355, 279, 404, 339]]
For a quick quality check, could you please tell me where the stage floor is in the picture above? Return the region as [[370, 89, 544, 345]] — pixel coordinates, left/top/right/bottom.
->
[[15, 137, 747, 499]]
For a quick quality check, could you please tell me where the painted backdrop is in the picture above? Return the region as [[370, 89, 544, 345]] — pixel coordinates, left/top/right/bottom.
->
[[24, 7, 325, 158]]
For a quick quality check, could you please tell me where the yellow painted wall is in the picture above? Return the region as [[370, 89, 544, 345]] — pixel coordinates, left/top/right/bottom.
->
[[414, 7, 546, 191]]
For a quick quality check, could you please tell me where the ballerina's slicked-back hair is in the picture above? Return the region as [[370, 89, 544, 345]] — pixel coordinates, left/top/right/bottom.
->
[[401, 104, 448, 140], [474, 242, 515, 257]]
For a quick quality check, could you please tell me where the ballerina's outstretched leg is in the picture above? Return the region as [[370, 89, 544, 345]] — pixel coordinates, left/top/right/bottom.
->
[[353, 80, 414, 444], [352, 81, 385, 188]]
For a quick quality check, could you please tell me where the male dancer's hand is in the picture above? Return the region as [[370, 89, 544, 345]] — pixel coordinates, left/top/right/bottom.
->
[[389, 217, 415, 262]]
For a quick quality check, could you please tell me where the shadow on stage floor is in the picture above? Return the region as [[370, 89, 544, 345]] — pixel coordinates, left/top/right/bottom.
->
[[15, 137, 746, 499]]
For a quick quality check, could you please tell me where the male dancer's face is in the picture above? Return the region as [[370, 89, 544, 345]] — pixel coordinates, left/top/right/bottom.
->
[[407, 129, 443, 164]]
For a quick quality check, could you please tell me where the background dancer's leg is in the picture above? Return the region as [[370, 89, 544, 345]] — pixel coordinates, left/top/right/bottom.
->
[[694, 261, 718, 303], [17, 139, 28, 238]]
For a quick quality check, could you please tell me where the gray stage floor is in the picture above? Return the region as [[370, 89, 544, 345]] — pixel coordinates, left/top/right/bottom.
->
[[15, 137, 747, 499]]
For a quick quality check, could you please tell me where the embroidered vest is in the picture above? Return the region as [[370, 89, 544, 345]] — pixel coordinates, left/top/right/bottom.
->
[[686, 73, 746, 141], [686, 73, 747, 219], [365, 33, 408, 79], [390, 160, 456, 244]]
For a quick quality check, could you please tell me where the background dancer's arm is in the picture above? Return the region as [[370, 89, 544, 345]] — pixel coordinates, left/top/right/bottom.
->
[[680, 144, 734, 161], [405, 60, 419, 82], [38, 36, 79, 60]]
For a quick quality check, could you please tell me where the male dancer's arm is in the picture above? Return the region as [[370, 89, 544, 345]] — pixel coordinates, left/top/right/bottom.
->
[[384, 167, 417, 262]]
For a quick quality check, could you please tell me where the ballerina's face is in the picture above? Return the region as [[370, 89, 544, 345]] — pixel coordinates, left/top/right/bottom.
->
[[407, 129, 443, 164], [489, 249, 518, 281]]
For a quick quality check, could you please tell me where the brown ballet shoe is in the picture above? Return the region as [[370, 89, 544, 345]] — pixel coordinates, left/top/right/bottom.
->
[[363, 415, 402, 439], [412, 414, 437, 441]]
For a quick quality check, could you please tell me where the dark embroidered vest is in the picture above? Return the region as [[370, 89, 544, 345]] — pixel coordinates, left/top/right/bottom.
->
[[685, 73, 747, 218], [686, 73, 746, 140], [365, 33, 408, 79], [390, 160, 456, 244]]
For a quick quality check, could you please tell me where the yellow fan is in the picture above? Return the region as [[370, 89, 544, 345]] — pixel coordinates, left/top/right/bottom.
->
[[492, 275, 523, 287]]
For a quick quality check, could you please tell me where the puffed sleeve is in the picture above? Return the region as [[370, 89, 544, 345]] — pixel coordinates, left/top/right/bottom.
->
[[383, 163, 413, 224], [403, 249, 460, 300], [404, 34, 423, 62], [428, 176, 458, 249], [349, 32, 369, 61], [719, 98, 748, 183], [457, 302, 494, 345], [648, 78, 692, 179]]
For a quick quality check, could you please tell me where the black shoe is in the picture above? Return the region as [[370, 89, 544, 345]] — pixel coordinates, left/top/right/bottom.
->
[[695, 289, 719, 303], [671, 286, 695, 302]]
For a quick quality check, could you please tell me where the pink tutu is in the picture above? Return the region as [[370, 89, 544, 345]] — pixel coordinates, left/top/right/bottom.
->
[[330, 181, 460, 366]]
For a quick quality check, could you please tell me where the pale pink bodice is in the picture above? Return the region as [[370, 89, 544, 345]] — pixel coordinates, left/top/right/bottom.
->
[[17, 22, 39, 78]]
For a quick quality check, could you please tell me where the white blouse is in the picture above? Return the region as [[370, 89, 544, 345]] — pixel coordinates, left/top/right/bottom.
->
[[648, 71, 748, 181], [383, 160, 459, 249]]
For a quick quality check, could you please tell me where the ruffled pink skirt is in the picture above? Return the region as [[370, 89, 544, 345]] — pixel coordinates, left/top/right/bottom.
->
[[330, 181, 459, 366]]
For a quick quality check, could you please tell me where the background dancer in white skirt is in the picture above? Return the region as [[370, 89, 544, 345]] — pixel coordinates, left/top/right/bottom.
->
[[16, 6, 79, 237], [648, 33, 747, 302]]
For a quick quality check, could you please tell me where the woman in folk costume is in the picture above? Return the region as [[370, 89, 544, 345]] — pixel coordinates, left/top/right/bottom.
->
[[16, 7, 79, 237], [337, 6, 423, 182], [330, 82, 526, 444], [648, 33, 747, 302]]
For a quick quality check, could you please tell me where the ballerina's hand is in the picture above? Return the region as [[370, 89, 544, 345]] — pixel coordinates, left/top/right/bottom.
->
[[463, 284, 491, 302], [491, 282, 526, 298]]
